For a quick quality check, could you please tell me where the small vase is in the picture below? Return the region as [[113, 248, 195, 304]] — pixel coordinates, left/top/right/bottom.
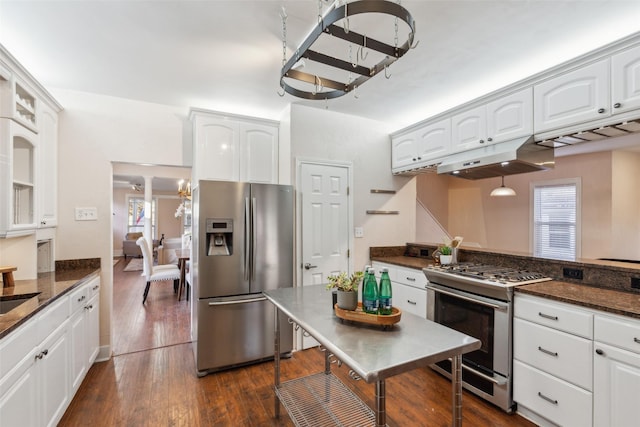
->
[[440, 255, 453, 265], [336, 290, 358, 311]]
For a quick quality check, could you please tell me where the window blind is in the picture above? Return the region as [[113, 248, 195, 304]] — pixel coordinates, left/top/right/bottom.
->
[[533, 183, 577, 260]]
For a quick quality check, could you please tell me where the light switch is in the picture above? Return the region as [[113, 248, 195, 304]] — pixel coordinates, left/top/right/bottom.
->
[[354, 227, 364, 238], [75, 207, 98, 221]]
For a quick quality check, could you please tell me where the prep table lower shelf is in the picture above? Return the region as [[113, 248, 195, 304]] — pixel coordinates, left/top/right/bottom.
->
[[275, 372, 377, 427]]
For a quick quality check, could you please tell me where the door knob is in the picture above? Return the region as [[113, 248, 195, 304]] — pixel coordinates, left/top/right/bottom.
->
[[304, 263, 318, 270]]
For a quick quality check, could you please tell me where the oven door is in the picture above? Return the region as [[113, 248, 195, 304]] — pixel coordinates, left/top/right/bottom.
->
[[426, 283, 513, 411]]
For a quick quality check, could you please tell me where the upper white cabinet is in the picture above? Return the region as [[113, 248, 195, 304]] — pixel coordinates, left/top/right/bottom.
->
[[38, 102, 58, 228], [391, 118, 451, 173], [0, 118, 38, 237], [611, 44, 640, 115], [239, 122, 279, 184], [452, 88, 533, 152], [191, 110, 279, 184], [1, 47, 60, 238], [534, 59, 610, 133]]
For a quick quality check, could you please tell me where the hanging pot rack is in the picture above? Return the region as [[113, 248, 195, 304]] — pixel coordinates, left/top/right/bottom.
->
[[280, 1, 417, 100]]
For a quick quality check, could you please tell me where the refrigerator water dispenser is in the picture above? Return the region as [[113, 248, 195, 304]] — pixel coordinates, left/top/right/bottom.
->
[[206, 218, 232, 256]]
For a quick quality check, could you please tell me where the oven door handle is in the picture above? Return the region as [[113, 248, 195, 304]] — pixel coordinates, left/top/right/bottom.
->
[[451, 359, 508, 386], [426, 284, 508, 311]]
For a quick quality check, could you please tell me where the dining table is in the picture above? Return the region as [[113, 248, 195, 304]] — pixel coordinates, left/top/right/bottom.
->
[[174, 248, 190, 301]]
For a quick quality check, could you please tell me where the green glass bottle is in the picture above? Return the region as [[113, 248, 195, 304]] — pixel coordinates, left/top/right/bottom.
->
[[362, 268, 379, 314], [362, 265, 371, 307], [379, 268, 393, 315]]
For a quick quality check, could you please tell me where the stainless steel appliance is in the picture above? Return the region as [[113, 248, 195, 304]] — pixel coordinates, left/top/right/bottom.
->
[[191, 180, 294, 376], [423, 263, 551, 412]]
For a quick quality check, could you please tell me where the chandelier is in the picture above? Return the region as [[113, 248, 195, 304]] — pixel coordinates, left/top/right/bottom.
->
[[279, 0, 417, 100], [177, 179, 191, 200]]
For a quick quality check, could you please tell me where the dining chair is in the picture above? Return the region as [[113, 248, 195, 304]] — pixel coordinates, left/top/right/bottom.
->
[[136, 237, 181, 304]]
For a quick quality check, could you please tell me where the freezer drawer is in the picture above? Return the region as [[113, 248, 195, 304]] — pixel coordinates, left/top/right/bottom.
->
[[195, 296, 292, 375]]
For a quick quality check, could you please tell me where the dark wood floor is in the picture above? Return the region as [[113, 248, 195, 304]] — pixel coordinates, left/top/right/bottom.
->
[[59, 258, 536, 426]]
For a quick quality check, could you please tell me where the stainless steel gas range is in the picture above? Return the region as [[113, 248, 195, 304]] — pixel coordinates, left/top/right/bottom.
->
[[423, 263, 551, 412]]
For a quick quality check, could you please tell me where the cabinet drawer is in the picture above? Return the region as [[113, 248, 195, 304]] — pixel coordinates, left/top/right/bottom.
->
[[394, 266, 427, 289], [514, 360, 592, 427], [86, 277, 100, 299], [37, 296, 68, 342], [69, 285, 88, 315], [515, 294, 593, 339], [514, 318, 592, 390], [595, 314, 640, 355], [394, 282, 426, 318]]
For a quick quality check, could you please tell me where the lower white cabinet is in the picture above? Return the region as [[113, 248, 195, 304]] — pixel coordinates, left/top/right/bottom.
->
[[593, 314, 640, 427], [69, 276, 100, 395], [0, 275, 100, 427], [371, 261, 427, 318], [515, 293, 640, 427], [513, 293, 593, 426]]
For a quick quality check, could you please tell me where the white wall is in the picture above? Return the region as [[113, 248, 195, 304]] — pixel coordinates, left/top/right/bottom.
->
[[288, 104, 415, 271], [53, 89, 189, 354]]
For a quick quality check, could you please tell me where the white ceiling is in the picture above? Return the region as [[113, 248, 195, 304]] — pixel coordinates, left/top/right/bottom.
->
[[1, 1, 640, 132]]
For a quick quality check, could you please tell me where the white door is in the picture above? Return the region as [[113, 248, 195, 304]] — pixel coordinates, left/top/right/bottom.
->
[[299, 162, 350, 349], [415, 118, 451, 163], [390, 132, 417, 170], [611, 44, 640, 115]]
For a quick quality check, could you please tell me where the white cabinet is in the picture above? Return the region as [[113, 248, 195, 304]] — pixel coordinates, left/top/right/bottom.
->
[[371, 262, 427, 318], [611, 44, 640, 114], [534, 59, 610, 133], [391, 118, 451, 173], [513, 294, 594, 427], [0, 70, 38, 132], [191, 111, 279, 184], [69, 276, 100, 395], [452, 88, 532, 152], [37, 102, 58, 228], [0, 296, 70, 427], [0, 118, 38, 237], [593, 314, 640, 427], [0, 276, 100, 427]]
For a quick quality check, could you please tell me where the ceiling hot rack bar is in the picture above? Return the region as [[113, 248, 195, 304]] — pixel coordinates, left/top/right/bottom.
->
[[280, 0, 416, 100]]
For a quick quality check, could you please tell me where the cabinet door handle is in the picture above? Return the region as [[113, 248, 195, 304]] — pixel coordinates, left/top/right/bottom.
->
[[92, 285, 99, 291], [406, 277, 416, 281], [537, 392, 558, 405], [634, 337, 640, 344], [538, 346, 558, 357], [407, 300, 417, 305], [538, 312, 558, 321], [479, 139, 485, 144], [613, 102, 622, 108], [487, 137, 493, 142], [597, 108, 605, 114], [78, 295, 86, 302], [595, 348, 605, 356]]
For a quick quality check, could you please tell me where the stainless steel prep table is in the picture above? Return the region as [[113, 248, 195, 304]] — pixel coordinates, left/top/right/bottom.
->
[[264, 284, 481, 427]]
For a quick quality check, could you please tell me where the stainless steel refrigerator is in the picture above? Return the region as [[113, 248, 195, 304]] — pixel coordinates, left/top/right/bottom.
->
[[191, 180, 294, 376]]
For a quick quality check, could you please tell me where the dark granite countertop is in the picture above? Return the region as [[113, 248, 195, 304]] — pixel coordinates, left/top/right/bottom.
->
[[0, 268, 100, 340], [370, 251, 640, 319], [370, 255, 435, 270], [517, 281, 640, 320]]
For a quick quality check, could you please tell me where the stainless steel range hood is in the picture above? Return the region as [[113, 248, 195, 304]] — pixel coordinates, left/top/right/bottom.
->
[[437, 136, 554, 180]]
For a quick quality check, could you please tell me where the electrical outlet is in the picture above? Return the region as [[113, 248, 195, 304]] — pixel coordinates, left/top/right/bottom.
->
[[631, 277, 640, 289], [563, 267, 583, 280], [75, 207, 98, 221], [354, 227, 364, 238]]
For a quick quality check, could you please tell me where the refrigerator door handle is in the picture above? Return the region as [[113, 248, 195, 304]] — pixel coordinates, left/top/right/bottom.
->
[[251, 197, 257, 281], [244, 197, 251, 281], [208, 296, 267, 306]]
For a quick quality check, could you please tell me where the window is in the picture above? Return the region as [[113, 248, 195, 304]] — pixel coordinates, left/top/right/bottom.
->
[[532, 179, 580, 261], [127, 197, 157, 237]]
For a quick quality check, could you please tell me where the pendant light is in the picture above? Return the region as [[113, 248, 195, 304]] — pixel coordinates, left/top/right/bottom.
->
[[490, 176, 516, 197]]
